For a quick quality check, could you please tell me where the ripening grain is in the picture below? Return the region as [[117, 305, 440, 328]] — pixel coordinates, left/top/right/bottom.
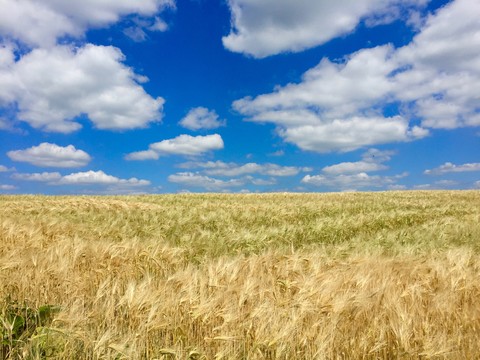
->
[[1, 191, 479, 359]]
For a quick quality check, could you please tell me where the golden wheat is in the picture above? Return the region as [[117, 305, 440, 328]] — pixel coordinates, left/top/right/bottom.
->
[[1, 191, 479, 359]]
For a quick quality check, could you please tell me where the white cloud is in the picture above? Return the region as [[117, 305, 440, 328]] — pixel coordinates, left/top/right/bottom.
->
[[57, 170, 150, 186], [322, 161, 387, 176], [0, 0, 174, 47], [269, 150, 285, 157], [179, 160, 307, 177], [0, 165, 12, 172], [7, 143, 91, 168], [302, 172, 407, 190], [280, 117, 426, 153], [223, 0, 427, 58], [179, 107, 226, 130], [168, 172, 244, 191], [0, 44, 164, 133], [322, 148, 394, 175], [125, 134, 224, 160], [12, 172, 61, 182], [0, 184, 16, 190], [424, 162, 480, 175], [0, 117, 13, 130], [302, 148, 406, 190], [393, 0, 480, 129], [10, 169, 151, 192], [233, 46, 429, 153], [388, 184, 407, 190], [475, 181, 480, 188], [233, 0, 480, 152], [414, 180, 459, 190], [247, 177, 276, 186]]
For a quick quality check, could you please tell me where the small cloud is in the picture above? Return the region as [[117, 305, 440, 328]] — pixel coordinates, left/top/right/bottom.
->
[[179, 107, 226, 131], [125, 134, 224, 160], [302, 172, 408, 191], [7, 143, 91, 168], [246, 176, 276, 186], [11, 170, 151, 190], [425, 162, 480, 175], [388, 184, 407, 190], [0, 184, 16, 191], [57, 170, 150, 186], [179, 161, 306, 177], [124, 26, 148, 42], [149, 17, 169, 32], [322, 148, 394, 175], [269, 150, 285, 157], [168, 172, 244, 191], [414, 180, 459, 190], [0, 165, 15, 172]]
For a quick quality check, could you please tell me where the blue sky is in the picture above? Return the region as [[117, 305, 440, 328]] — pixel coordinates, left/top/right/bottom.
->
[[1, 0, 479, 194]]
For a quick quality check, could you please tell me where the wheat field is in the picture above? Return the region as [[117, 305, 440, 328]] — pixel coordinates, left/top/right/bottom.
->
[[1, 191, 480, 359]]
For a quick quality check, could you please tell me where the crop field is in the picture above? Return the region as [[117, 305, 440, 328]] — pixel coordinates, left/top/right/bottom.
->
[[1, 191, 480, 359]]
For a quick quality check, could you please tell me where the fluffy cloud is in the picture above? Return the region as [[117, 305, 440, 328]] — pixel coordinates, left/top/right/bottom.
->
[[0, 44, 164, 133], [179, 107, 226, 130], [57, 170, 150, 186], [233, 0, 480, 152], [322, 149, 394, 175], [394, 0, 480, 129], [278, 117, 426, 153], [233, 46, 429, 153], [0, 0, 174, 47], [223, 0, 427, 58], [168, 172, 244, 191], [10, 170, 151, 193], [302, 172, 407, 190], [424, 162, 480, 175], [301, 148, 406, 190], [178, 161, 307, 177], [125, 134, 224, 160], [7, 143, 91, 168]]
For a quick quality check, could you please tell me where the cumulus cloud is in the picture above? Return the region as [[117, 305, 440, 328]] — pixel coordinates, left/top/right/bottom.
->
[[56, 170, 150, 186], [233, 46, 429, 153], [424, 162, 480, 175], [394, 0, 480, 129], [223, 0, 427, 58], [178, 160, 308, 177], [233, 0, 480, 152], [0, 0, 174, 47], [322, 149, 394, 175], [302, 172, 407, 190], [168, 172, 244, 191], [7, 143, 91, 168], [301, 148, 405, 190], [125, 134, 224, 160], [278, 117, 426, 153], [179, 107, 226, 130], [10, 170, 151, 193], [0, 44, 164, 133]]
